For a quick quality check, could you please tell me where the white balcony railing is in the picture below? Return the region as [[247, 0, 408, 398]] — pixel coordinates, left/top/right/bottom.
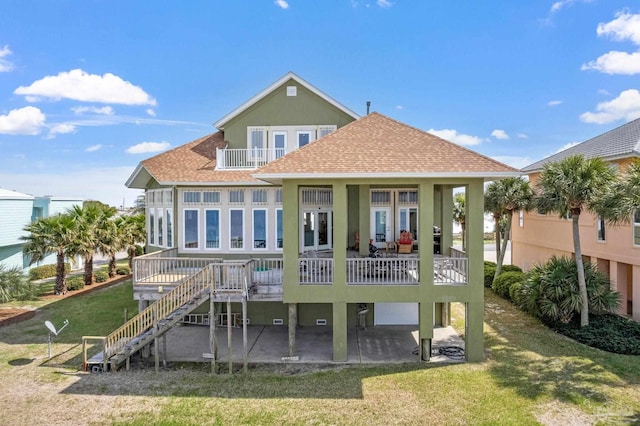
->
[[216, 148, 286, 170]]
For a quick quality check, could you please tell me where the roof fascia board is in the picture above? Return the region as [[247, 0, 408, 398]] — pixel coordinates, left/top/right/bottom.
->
[[253, 171, 521, 181], [523, 152, 640, 174], [213, 72, 360, 129], [157, 181, 272, 187]]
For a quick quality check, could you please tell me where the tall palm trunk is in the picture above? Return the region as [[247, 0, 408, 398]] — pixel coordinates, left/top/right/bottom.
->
[[494, 211, 512, 283], [493, 213, 501, 260], [128, 247, 135, 270], [84, 254, 94, 286], [572, 213, 589, 327], [55, 251, 67, 295], [108, 254, 117, 278]]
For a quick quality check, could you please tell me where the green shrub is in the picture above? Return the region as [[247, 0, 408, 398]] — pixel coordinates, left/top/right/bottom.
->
[[0, 264, 35, 302], [484, 260, 497, 268], [116, 266, 131, 275], [492, 271, 526, 300], [29, 263, 71, 281], [94, 270, 109, 283], [547, 314, 640, 355], [66, 276, 85, 291], [135, 245, 144, 256], [514, 256, 619, 323], [484, 265, 496, 288], [501, 264, 522, 273], [509, 281, 523, 303]]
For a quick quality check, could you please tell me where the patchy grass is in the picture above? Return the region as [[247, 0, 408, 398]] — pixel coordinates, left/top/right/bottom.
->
[[1, 287, 639, 425]]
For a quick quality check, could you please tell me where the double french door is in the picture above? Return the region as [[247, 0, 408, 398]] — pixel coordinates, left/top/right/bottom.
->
[[302, 209, 332, 252]]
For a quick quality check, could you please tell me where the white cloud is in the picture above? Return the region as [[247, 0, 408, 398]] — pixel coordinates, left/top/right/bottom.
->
[[125, 141, 170, 154], [395, 105, 403, 110], [491, 129, 509, 140], [582, 12, 640, 75], [517, 133, 528, 139], [146, 108, 156, 116], [72, 105, 114, 115], [550, 0, 592, 14], [555, 142, 580, 153], [14, 69, 157, 105], [596, 11, 640, 45], [580, 89, 640, 124], [547, 100, 563, 106], [0, 45, 14, 72], [0, 106, 46, 135], [377, 0, 393, 7], [0, 166, 142, 208], [46, 123, 77, 139], [274, 0, 289, 9], [85, 144, 102, 152], [428, 128, 485, 146], [492, 156, 532, 170]]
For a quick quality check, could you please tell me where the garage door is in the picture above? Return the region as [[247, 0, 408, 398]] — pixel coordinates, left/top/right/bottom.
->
[[374, 303, 418, 325]]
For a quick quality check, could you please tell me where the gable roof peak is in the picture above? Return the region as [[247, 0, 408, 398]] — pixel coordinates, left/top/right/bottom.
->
[[213, 72, 360, 129]]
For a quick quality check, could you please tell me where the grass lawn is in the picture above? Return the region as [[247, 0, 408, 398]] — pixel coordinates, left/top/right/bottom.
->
[[1, 284, 639, 425]]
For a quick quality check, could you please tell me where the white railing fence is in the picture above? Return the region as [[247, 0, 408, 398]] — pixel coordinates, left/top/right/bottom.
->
[[346, 258, 419, 285], [298, 257, 333, 285], [216, 148, 287, 170], [434, 256, 468, 285]]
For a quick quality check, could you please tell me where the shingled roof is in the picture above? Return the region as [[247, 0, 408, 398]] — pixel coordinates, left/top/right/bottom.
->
[[522, 117, 640, 173], [253, 112, 519, 183], [125, 132, 262, 188]]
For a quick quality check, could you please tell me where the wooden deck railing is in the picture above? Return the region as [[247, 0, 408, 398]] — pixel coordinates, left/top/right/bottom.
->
[[298, 257, 334, 285], [134, 252, 220, 286], [434, 256, 468, 285], [105, 261, 249, 361]]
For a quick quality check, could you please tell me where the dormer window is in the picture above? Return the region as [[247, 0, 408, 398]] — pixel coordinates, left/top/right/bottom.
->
[[286, 86, 297, 96], [297, 131, 312, 148]]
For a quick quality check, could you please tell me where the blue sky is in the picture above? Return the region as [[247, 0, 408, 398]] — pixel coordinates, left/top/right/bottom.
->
[[1, 0, 639, 207]]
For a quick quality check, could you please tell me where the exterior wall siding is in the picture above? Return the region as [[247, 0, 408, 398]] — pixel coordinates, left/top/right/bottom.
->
[[0, 198, 34, 247]]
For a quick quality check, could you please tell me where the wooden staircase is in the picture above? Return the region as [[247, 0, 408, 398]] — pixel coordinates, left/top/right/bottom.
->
[[100, 261, 249, 371]]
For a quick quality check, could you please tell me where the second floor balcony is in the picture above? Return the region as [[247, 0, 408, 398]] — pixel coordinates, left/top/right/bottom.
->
[[216, 148, 287, 170]]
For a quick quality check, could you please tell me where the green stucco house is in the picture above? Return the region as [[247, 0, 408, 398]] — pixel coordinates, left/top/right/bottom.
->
[[111, 72, 518, 371]]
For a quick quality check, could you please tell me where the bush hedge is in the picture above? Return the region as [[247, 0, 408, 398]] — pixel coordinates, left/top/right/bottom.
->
[[94, 270, 109, 283], [492, 271, 526, 300], [484, 265, 496, 288], [501, 264, 522, 273], [116, 266, 131, 275], [66, 276, 85, 291], [29, 263, 71, 281], [547, 314, 640, 355]]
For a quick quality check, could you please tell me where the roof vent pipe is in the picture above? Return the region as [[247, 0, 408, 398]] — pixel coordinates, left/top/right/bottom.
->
[[366, 101, 371, 115]]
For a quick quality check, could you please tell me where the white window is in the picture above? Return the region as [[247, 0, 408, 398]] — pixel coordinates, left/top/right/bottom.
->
[[183, 191, 201, 204], [253, 209, 267, 249], [203, 191, 221, 204], [157, 208, 164, 246], [230, 209, 244, 249], [248, 127, 266, 159], [276, 208, 283, 249], [166, 210, 173, 248], [184, 209, 199, 249], [318, 125, 337, 138], [252, 189, 268, 204], [519, 210, 524, 228], [371, 190, 391, 205], [149, 210, 155, 245], [297, 130, 312, 148], [398, 190, 418, 204], [273, 131, 287, 159], [229, 189, 245, 204], [205, 209, 220, 249], [634, 210, 640, 246], [165, 190, 173, 203], [147, 191, 155, 205], [286, 85, 297, 96], [597, 216, 606, 242]]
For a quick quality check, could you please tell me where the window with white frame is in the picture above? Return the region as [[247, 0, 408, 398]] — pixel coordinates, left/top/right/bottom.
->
[[253, 209, 267, 249], [297, 130, 312, 148], [165, 190, 173, 203], [157, 209, 164, 246], [205, 209, 220, 249], [149, 210, 155, 245], [597, 216, 606, 242], [398, 190, 418, 204], [183, 191, 201, 204], [203, 191, 221, 204], [230, 209, 244, 249], [275, 189, 282, 204], [147, 191, 155, 205], [318, 125, 337, 138], [184, 209, 199, 249], [229, 189, 245, 204], [248, 127, 266, 159], [276, 208, 283, 249], [634, 210, 640, 246], [252, 189, 268, 204], [371, 190, 391, 205], [301, 188, 332, 205], [519, 210, 524, 228], [166, 210, 173, 248]]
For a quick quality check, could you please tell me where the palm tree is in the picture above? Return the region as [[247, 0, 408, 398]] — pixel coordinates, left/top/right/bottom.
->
[[452, 192, 466, 251], [485, 181, 506, 261], [536, 155, 617, 327], [69, 203, 116, 286], [95, 209, 119, 278], [117, 214, 146, 269], [492, 177, 534, 281], [601, 159, 640, 224], [22, 214, 77, 294]]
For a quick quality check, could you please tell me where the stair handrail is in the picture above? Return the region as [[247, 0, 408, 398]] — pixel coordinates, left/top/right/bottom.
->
[[105, 263, 214, 358]]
